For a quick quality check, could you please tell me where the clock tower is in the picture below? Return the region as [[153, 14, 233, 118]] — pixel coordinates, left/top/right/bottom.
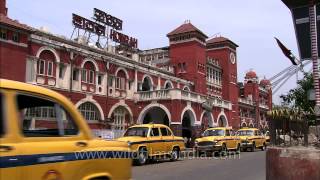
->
[[206, 37, 240, 128]]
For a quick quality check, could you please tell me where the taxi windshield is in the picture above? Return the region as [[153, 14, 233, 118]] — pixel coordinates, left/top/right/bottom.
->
[[237, 130, 254, 136], [203, 129, 224, 137], [124, 127, 149, 137]]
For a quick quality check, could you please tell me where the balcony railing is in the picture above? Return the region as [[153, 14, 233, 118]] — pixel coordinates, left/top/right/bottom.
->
[[259, 103, 269, 110], [134, 89, 232, 110], [238, 98, 254, 106]]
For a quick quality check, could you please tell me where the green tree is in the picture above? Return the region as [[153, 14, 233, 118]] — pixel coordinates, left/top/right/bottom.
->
[[280, 72, 316, 124]]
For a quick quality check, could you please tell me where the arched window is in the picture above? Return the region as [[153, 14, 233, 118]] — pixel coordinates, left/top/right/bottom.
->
[[164, 81, 173, 89], [141, 76, 153, 91], [82, 61, 95, 84], [115, 70, 127, 90], [183, 86, 190, 91], [78, 102, 101, 121], [37, 50, 56, 76], [112, 106, 131, 131]]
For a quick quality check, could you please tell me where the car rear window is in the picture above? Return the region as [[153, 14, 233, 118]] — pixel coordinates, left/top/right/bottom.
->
[[16, 94, 78, 137], [151, 128, 160, 136], [160, 127, 168, 136]]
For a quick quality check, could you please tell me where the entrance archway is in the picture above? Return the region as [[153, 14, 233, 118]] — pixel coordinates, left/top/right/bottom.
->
[[181, 110, 196, 147], [139, 106, 170, 126], [201, 111, 214, 131], [217, 115, 228, 127]]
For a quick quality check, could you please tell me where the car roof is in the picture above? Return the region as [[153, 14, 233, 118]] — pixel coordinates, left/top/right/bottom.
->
[[205, 127, 232, 131], [0, 79, 75, 109], [238, 128, 259, 131], [129, 124, 170, 128]]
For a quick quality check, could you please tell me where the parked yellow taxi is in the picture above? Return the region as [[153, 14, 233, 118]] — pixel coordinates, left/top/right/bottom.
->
[[194, 127, 241, 155], [117, 124, 185, 165], [0, 79, 132, 180], [237, 128, 267, 152]]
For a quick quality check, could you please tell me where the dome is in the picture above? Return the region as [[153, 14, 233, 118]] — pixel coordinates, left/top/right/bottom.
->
[[245, 70, 257, 79], [260, 78, 271, 86]]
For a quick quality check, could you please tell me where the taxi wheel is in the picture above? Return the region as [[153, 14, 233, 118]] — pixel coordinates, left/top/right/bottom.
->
[[250, 143, 256, 152], [170, 147, 180, 161], [261, 143, 266, 151], [221, 144, 227, 156], [135, 147, 148, 166], [236, 144, 241, 154]]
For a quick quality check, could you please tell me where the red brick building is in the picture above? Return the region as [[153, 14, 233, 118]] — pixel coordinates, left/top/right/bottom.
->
[[0, 1, 271, 141]]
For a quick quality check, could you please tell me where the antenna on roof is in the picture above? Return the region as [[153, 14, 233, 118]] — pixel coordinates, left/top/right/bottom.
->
[[208, 32, 221, 39], [184, 20, 191, 24]]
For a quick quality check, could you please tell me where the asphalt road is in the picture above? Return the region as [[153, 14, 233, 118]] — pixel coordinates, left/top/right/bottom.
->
[[132, 151, 266, 180]]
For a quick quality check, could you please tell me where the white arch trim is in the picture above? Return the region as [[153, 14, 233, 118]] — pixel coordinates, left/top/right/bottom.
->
[[75, 97, 105, 120], [107, 102, 133, 120], [164, 80, 174, 89], [115, 67, 129, 79], [199, 111, 215, 127], [36, 46, 60, 63], [137, 103, 172, 125], [241, 122, 248, 127], [181, 106, 197, 126], [217, 111, 229, 127], [81, 58, 100, 71], [142, 74, 154, 86], [182, 85, 190, 91]]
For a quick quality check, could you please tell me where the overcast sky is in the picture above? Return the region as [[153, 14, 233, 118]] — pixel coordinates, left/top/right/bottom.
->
[[7, 0, 309, 104]]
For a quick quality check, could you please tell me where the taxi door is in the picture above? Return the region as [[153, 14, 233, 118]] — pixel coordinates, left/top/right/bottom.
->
[[0, 91, 21, 180], [254, 130, 262, 147], [148, 127, 162, 155], [159, 127, 172, 154], [225, 129, 234, 149], [13, 92, 90, 180]]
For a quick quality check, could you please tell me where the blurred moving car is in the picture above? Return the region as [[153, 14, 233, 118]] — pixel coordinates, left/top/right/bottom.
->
[[117, 124, 185, 165], [265, 130, 270, 145], [237, 128, 267, 152], [0, 79, 132, 180], [195, 127, 241, 155]]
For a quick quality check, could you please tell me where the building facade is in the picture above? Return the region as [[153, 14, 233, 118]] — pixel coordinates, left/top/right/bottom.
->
[[0, 1, 271, 141]]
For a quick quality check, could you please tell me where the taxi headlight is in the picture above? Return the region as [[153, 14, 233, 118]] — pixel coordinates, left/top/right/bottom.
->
[[127, 141, 132, 146]]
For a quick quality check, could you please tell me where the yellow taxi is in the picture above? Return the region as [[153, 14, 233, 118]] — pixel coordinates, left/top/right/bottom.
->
[[194, 127, 241, 155], [0, 79, 132, 180], [117, 124, 185, 165], [265, 130, 270, 145], [237, 128, 267, 152]]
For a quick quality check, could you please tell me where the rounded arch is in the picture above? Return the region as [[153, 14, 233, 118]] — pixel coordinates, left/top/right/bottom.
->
[[36, 46, 60, 62], [141, 75, 154, 91], [248, 123, 254, 128], [241, 121, 247, 128], [217, 112, 228, 127], [200, 111, 214, 128], [137, 103, 171, 125], [108, 102, 133, 119], [115, 67, 129, 79], [75, 98, 105, 120], [183, 86, 190, 91], [81, 58, 99, 71], [164, 80, 173, 89], [180, 106, 197, 125]]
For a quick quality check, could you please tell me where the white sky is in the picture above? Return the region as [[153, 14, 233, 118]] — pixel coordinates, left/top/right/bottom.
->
[[7, 0, 310, 104]]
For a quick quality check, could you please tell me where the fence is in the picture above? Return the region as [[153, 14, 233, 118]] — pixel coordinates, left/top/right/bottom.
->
[[267, 108, 320, 148]]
